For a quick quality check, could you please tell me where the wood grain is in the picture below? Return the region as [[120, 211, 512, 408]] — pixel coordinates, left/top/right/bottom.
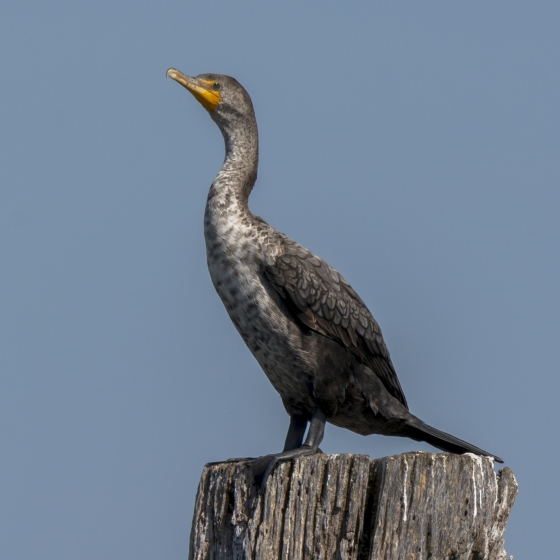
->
[[189, 453, 516, 560]]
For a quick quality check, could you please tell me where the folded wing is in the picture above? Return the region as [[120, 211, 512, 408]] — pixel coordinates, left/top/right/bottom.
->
[[263, 235, 408, 408]]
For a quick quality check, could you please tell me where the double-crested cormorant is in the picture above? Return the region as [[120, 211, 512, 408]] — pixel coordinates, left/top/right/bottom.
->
[[167, 69, 503, 474]]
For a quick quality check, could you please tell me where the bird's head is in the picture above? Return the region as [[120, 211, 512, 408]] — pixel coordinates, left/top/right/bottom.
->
[[166, 68, 255, 135]]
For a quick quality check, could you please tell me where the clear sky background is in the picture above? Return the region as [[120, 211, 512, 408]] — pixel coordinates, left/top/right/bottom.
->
[[1, 1, 558, 558]]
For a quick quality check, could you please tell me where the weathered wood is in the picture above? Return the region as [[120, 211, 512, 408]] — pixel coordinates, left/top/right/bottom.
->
[[189, 452, 517, 560]]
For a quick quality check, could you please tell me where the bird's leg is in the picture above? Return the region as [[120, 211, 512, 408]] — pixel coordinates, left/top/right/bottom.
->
[[283, 415, 308, 451], [250, 409, 326, 489], [206, 414, 308, 467]]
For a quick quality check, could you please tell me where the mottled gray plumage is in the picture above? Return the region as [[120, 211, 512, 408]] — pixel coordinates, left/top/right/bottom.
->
[[169, 70, 502, 466]]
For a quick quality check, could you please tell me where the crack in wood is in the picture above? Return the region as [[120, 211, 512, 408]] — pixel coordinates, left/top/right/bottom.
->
[[189, 453, 517, 560]]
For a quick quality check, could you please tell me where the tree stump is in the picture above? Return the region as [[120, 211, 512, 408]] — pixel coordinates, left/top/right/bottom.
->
[[189, 452, 517, 560]]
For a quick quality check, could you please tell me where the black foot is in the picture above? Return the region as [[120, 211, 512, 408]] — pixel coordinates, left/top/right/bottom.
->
[[206, 408, 328, 490], [248, 445, 320, 491], [205, 457, 256, 467]]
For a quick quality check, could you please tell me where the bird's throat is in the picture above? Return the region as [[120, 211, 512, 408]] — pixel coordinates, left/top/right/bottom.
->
[[204, 110, 261, 272], [212, 121, 259, 209]]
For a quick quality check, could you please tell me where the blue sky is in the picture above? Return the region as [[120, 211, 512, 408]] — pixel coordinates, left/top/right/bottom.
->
[[1, 1, 559, 558]]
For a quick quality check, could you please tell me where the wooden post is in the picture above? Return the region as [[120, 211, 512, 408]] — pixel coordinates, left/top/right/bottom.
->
[[189, 452, 517, 560]]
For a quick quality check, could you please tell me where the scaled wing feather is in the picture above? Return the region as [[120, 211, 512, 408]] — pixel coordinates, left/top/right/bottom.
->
[[263, 234, 408, 408]]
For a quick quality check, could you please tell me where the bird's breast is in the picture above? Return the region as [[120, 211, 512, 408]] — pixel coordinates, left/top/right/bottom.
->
[[203, 206, 315, 411]]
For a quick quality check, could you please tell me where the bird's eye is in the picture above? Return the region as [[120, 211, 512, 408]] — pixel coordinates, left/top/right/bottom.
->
[[212, 83, 221, 91]]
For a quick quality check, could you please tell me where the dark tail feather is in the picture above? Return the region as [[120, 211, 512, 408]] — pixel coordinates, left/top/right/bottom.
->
[[404, 420, 503, 463]]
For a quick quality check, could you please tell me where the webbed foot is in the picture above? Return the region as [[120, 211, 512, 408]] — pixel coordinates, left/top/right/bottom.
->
[[205, 409, 326, 491], [249, 445, 322, 490], [251, 409, 327, 490], [204, 456, 255, 467]]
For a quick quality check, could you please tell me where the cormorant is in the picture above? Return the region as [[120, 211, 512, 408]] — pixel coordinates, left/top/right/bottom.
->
[[166, 69, 503, 475]]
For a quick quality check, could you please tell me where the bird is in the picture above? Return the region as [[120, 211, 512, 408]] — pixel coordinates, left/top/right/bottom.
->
[[166, 68, 503, 476]]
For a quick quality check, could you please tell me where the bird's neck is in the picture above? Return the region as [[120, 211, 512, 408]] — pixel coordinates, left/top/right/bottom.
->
[[207, 117, 259, 213]]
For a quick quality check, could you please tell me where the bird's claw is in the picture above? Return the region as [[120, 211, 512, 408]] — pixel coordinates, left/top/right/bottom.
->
[[248, 446, 320, 492], [205, 456, 256, 467], [205, 448, 322, 491]]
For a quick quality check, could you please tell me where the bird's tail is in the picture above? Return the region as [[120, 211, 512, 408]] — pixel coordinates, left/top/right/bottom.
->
[[403, 419, 503, 463]]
